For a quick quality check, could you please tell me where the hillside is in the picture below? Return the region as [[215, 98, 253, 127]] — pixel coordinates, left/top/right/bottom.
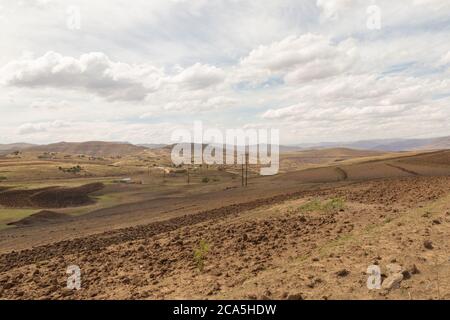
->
[[291, 147, 385, 158], [292, 135, 450, 152], [23, 141, 147, 157], [0, 143, 36, 154]]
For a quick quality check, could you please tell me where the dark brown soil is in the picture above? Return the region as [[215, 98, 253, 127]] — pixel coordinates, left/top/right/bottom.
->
[[0, 176, 449, 299], [0, 183, 104, 208], [7, 210, 71, 227]]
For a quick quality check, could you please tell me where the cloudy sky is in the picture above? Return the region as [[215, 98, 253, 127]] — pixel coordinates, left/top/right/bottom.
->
[[0, 0, 449, 145]]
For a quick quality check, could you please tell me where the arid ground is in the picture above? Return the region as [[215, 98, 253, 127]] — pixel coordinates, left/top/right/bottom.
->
[[0, 143, 449, 299]]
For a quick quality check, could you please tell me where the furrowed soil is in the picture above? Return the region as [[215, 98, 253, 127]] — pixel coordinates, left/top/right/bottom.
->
[[0, 183, 104, 209], [1, 176, 450, 300]]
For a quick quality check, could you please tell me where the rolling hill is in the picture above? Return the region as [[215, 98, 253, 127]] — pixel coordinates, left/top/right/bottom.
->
[[22, 141, 147, 157], [0, 142, 35, 152], [292, 135, 450, 151]]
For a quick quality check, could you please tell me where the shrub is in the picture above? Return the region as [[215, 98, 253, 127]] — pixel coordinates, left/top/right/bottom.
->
[[59, 165, 83, 174], [202, 177, 210, 183], [193, 240, 210, 272], [299, 199, 322, 212], [299, 198, 345, 213], [322, 198, 346, 213]]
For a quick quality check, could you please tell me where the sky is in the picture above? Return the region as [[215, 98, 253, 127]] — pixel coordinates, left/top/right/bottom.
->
[[0, 0, 449, 145]]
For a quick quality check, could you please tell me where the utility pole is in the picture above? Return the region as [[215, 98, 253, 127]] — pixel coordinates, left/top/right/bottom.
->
[[187, 167, 190, 184], [241, 155, 244, 187], [246, 152, 248, 186]]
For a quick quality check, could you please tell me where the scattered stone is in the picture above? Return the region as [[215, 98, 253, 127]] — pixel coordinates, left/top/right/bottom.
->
[[402, 270, 411, 280], [3, 282, 14, 290], [432, 219, 441, 225], [381, 273, 403, 290], [336, 269, 350, 277], [407, 264, 420, 275], [386, 263, 403, 275], [61, 289, 74, 297], [287, 293, 303, 300], [423, 240, 433, 250]]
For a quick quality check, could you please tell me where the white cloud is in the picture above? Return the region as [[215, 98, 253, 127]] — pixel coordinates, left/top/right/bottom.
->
[[17, 120, 70, 135], [1, 1, 450, 144], [316, 0, 357, 21], [30, 99, 71, 110], [235, 34, 358, 84], [1, 51, 163, 101], [170, 63, 226, 90], [439, 51, 450, 66]]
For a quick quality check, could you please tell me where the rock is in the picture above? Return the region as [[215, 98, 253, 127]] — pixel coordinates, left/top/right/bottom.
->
[[15, 290, 24, 297], [406, 264, 420, 275], [423, 240, 433, 250], [3, 282, 14, 290], [386, 263, 403, 275], [61, 289, 74, 297], [381, 273, 403, 290], [287, 293, 303, 300], [336, 269, 350, 277], [402, 270, 411, 280], [422, 212, 431, 218]]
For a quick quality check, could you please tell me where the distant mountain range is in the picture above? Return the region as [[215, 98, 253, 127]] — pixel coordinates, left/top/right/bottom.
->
[[0, 143, 36, 152], [291, 135, 450, 152], [0, 135, 449, 157], [137, 143, 168, 149], [0, 141, 146, 157]]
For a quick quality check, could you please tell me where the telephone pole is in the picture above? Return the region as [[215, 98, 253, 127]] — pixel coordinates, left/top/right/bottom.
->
[[245, 152, 248, 186], [241, 155, 244, 187]]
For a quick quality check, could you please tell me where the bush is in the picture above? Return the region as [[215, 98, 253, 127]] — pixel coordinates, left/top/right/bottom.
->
[[299, 198, 345, 213], [322, 198, 345, 212], [202, 177, 210, 183], [299, 199, 322, 212], [193, 240, 210, 272], [58, 165, 83, 174]]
